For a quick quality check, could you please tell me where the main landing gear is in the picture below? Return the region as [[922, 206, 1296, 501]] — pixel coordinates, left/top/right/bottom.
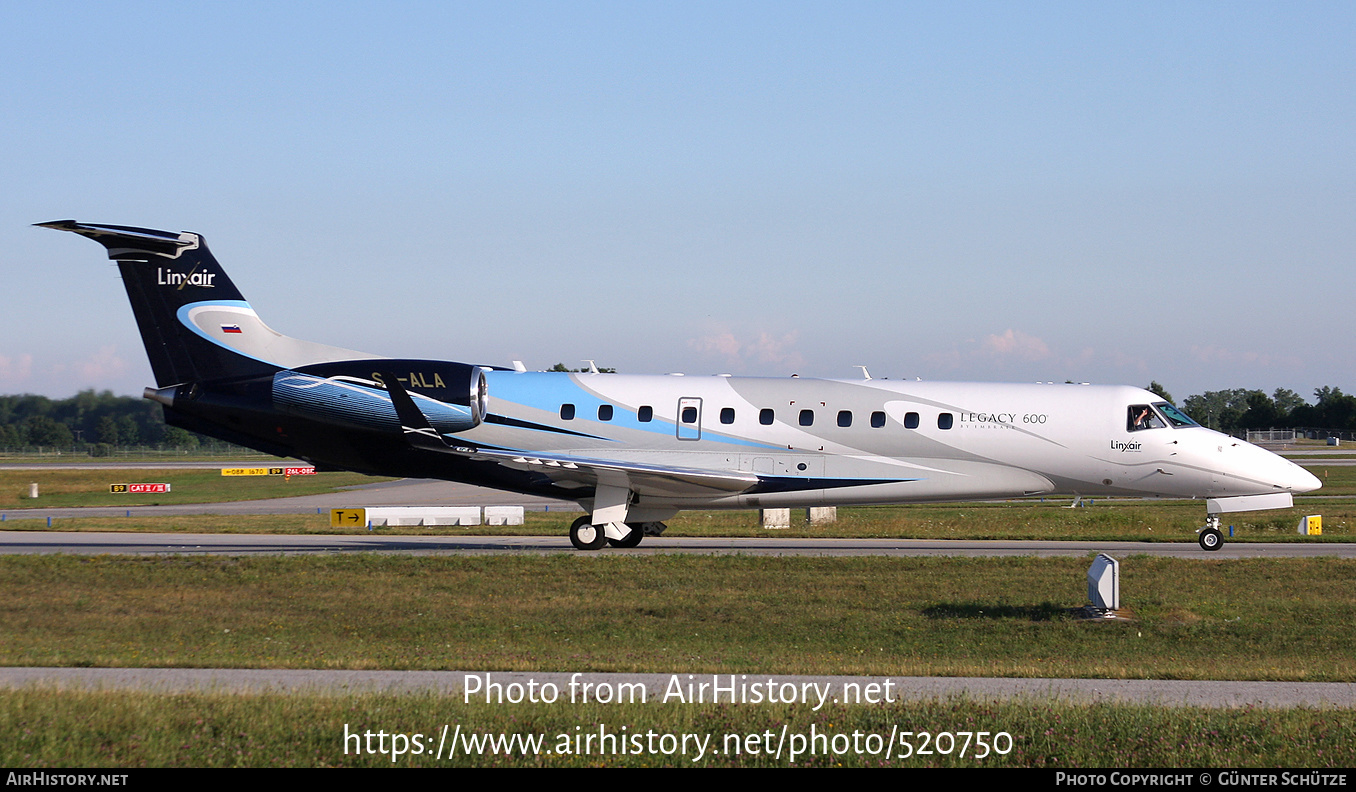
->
[[568, 516, 667, 550], [609, 525, 644, 548], [569, 516, 608, 550], [1197, 514, 1224, 551]]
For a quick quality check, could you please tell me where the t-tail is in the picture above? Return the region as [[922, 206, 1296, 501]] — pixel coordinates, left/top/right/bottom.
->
[[41, 221, 487, 467], [37, 220, 375, 386]]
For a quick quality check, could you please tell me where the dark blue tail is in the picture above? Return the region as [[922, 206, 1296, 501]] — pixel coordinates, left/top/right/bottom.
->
[[38, 220, 279, 387]]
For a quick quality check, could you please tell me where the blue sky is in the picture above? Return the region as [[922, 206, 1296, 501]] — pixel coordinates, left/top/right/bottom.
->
[[3, 2, 1353, 405]]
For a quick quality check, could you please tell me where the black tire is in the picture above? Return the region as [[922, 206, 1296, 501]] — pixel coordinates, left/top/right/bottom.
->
[[570, 516, 608, 550], [608, 523, 644, 548], [1199, 527, 1223, 551]]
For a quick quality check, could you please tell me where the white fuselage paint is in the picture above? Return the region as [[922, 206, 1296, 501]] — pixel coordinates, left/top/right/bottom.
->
[[461, 374, 1321, 513]]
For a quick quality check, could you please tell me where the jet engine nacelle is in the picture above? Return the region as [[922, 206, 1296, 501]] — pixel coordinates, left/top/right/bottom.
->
[[273, 359, 489, 435]]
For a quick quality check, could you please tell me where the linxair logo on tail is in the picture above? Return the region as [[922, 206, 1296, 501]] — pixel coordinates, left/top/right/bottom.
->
[[157, 266, 216, 289]]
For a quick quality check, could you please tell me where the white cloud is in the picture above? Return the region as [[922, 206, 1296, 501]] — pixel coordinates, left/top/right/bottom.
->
[[39, 346, 134, 393], [73, 345, 130, 382], [0, 353, 34, 387], [980, 329, 1050, 361], [689, 328, 805, 370], [1189, 344, 1276, 367]]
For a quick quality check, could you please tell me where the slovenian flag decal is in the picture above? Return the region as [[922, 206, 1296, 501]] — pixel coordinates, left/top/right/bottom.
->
[[221, 324, 243, 334]]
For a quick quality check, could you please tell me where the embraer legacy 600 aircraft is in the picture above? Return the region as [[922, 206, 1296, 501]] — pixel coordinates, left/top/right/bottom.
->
[[41, 220, 1321, 551]]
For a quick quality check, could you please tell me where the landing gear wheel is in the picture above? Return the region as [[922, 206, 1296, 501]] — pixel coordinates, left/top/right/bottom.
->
[[608, 523, 644, 548], [1199, 527, 1223, 551], [569, 516, 608, 551]]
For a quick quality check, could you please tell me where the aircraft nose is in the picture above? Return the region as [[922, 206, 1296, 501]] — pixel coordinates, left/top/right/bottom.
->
[[1288, 462, 1323, 494], [1213, 437, 1324, 495]]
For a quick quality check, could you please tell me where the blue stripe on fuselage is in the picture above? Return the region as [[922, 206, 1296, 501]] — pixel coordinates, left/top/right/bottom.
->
[[484, 371, 781, 450]]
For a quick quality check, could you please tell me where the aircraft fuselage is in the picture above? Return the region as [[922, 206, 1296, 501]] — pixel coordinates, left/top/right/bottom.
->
[[456, 373, 1317, 513], [42, 219, 1321, 550]]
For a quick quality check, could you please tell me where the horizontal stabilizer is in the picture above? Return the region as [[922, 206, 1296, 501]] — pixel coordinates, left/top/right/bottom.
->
[[36, 220, 200, 259]]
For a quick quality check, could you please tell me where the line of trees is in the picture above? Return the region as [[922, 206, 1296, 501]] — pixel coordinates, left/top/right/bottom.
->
[[0, 390, 227, 454], [1149, 382, 1356, 435]]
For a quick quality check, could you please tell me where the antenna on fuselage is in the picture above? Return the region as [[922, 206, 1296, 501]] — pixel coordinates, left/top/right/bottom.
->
[[582, 360, 600, 374], [854, 366, 872, 380]]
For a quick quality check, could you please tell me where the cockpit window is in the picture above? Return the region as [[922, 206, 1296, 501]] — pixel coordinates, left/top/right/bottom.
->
[[1127, 404, 1166, 432], [1154, 402, 1199, 428]]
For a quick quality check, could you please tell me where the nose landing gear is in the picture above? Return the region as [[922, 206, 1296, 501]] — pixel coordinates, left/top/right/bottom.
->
[[1198, 514, 1223, 551]]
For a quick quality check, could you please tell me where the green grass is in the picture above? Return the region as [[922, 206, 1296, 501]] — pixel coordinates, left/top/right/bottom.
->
[[4, 547, 1354, 768], [0, 468, 392, 509], [1299, 462, 1356, 495], [3, 689, 1353, 767], [670, 499, 1356, 542], [4, 464, 1353, 768], [2, 554, 1354, 681], [0, 449, 279, 464], [0, 514, 372, 534]]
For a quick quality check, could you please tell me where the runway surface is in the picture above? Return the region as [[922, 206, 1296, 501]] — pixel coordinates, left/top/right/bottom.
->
[[3, 530, 1353, 557], [4, 668, 1353, 708]]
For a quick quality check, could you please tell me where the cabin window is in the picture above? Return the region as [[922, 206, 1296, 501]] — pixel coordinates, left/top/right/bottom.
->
[[837, 410, 852, 427], [759, 408, 774, 425], [799, 409, 814, 427], [638, 405, 653, 422], [904, 412, 920, 429], [720, 407, 735, 424], [560, 404, 575, 420], [870, 411, 886, 428], [1127, 405, 1166, 432], [598, 404, 613, 421], [938, 412, 953, 430], [682, 406, 698, 423]]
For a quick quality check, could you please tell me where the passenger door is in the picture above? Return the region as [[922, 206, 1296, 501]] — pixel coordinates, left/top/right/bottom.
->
[[677, 397, 702, 441]]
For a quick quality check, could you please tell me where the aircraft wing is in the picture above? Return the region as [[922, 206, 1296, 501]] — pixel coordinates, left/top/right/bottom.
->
[[383, 372, 757, 498], [449, 446, 758, 497]]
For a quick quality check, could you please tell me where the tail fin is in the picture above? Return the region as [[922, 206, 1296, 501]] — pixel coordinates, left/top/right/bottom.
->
[[39, 221, 377, 387]]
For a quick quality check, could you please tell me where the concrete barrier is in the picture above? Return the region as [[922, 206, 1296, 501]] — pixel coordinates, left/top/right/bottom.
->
[[363, 507, 482, 527], [809, 507, 838, 525], [760, 508, 791, 528], [484, 506, 525, 526]]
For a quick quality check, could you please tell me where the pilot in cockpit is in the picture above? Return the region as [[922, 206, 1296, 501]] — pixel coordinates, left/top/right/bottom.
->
[[1128, 405, 1164, 432]]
